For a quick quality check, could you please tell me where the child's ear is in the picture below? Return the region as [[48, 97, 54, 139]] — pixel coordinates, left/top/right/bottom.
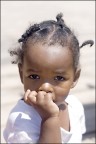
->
[[71, 67, 81, 88], [18, 63, 23, 84]]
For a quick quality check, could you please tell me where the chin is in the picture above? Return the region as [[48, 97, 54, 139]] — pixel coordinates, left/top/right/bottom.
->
[[53, 96, 67, 105], [54, 100, 64, 106]]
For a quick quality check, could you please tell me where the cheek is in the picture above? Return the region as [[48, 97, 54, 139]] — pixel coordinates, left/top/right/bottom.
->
[[23, 79, 41, 92], [23, 78, 33, 91], [54, 83, 71, 98]]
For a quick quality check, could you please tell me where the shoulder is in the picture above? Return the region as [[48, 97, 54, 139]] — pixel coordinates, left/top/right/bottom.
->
[[7, 99, 41, 123], [3, 99, 41, 142], [65, 95, 86, 134], [65, 94, 84, 109], [65, 94, 85, 117]]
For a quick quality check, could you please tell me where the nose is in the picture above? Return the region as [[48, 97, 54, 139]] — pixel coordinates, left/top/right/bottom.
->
[[39, 83, 54, 93]]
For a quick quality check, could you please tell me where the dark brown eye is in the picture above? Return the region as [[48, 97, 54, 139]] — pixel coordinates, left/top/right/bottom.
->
[[54, 76, 65, 81], [28, 74, 40, 80]]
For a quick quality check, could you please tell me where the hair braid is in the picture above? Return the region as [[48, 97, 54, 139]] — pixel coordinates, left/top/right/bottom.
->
[[79, 40, 94, 48], [18, 24, 40, 43], [9, 12, 94, 68]]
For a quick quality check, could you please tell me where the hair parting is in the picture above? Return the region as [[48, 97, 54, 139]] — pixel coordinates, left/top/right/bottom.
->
[[9, 12, 94, 69]]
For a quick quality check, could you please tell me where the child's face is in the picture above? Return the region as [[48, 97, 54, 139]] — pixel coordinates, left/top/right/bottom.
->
[[19, 43, 80, 103]]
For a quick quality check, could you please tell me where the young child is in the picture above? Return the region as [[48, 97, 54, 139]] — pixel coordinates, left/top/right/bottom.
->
[[3, 13, 94, 143]]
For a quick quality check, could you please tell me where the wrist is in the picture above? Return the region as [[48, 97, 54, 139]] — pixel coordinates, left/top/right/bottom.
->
[[42, 115, 59, 124]]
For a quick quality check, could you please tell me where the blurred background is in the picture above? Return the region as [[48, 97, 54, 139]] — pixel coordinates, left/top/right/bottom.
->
[[1, 1, 95, 143]]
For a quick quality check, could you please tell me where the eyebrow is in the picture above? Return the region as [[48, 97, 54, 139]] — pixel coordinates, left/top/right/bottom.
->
[[27, 69, 41, 73], [53, 70, 66, 74], [27, 69, 66, 74]]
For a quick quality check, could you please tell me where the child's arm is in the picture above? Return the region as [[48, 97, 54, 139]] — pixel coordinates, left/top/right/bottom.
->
[[38, 116, 61, 143], [24, 90, 62, 143]]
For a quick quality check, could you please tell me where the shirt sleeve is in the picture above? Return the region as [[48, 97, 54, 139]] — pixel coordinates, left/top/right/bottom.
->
[[5, 131, 34, 143], [3, 100, 42, 143], [61, 127, 72, 143], [3, 112, 41, 143], [80, 105, 86, 134]]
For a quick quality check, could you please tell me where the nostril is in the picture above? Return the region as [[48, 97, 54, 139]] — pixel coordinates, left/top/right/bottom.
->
[[47, 91, 52, 93], [39, 89, 52, 93], [38, 88, 53, 93], [39, 83, 54, 93]]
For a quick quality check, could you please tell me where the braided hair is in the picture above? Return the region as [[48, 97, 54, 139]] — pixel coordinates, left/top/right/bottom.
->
[[9, 13, 94, 68]]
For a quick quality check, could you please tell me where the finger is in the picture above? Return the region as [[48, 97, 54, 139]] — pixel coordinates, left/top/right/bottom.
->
[[24, 89, 31, 101], [25, 97, 32, 106], [45, 93, 55, 101], [24, 89, 32, 105], [36, 91, 46, 104], [27, 91, 37, 104]]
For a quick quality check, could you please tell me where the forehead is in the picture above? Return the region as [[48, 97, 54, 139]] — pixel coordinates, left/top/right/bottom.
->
[[24, 43, 73, 71]]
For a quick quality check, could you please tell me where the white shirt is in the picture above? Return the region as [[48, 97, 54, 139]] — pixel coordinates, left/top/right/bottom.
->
[[3, 95, 86, 143]]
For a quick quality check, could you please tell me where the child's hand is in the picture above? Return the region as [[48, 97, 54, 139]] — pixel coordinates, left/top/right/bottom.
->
[[24, 89, 59, 120]]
